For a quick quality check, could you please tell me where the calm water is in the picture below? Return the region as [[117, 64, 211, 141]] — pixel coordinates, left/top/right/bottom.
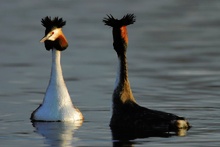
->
[[1, 0, 220, 146]]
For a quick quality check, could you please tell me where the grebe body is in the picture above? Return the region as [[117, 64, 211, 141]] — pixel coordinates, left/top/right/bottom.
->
[[103, 14, 190, 131], [31, 17, 83, 122]]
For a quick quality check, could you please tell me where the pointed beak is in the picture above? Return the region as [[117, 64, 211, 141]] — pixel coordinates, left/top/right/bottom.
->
[[40, 36, 48, 42], [40, 33, 53, 42]]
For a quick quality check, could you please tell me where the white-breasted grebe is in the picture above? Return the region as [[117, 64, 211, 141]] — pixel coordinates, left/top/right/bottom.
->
[[31, 16, 83, 122], [103, 14, 190, 131]]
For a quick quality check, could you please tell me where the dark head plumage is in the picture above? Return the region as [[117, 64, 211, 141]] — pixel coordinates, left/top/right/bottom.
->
[[103, 14, 136, 55], [42, 16, 66, 29], [103, 14, 136, 28]]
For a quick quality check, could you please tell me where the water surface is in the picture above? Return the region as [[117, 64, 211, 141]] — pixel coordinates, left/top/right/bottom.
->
[[0, 0, 220, 146]]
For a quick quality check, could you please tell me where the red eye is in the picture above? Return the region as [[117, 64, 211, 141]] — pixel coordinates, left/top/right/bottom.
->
[[51, 32, 54, 34]]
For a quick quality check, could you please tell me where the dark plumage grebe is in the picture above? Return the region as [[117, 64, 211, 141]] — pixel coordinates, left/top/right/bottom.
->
[[31, 17, 83, 122], [103, 14, 190, 131]]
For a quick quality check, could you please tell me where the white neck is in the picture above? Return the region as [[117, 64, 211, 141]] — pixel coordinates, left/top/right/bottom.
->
[[32, 49, 83, 121], [43, 49, 72, 106], [50, 49, 66, 88]]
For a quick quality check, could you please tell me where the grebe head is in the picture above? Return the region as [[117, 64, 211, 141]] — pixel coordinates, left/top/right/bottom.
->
[[103, 14, 135, 56], [40, 16, 68, 51]]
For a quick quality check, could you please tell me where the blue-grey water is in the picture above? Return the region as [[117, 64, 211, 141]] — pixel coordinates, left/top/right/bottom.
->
[[0, 0, 220, 146]]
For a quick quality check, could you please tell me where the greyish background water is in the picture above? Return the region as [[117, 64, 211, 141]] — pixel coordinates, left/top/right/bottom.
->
[[0, 0, 220, 146]]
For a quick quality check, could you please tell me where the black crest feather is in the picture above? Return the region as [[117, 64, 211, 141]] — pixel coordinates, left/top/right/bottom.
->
[[41, 16, 66, 29], [103, 14, 136, 27]]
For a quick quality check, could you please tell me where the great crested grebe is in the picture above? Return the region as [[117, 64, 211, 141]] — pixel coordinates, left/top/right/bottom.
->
[[31, 16, 83, 122], [103, 14, 190, 131]]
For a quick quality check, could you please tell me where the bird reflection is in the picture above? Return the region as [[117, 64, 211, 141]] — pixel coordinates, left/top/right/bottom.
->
[[32, 121, 83, 147], [111, 127, 189, 147]]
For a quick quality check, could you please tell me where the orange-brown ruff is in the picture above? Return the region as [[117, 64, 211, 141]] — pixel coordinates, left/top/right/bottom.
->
[[103, 14, 190, 132]]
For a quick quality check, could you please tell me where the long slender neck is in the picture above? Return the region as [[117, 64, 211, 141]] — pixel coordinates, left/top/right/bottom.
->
[[114, 53, 128, 89], [43, 49, 72, 105], [50, 49, 63, 82], [113, 51, 136, 104]]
